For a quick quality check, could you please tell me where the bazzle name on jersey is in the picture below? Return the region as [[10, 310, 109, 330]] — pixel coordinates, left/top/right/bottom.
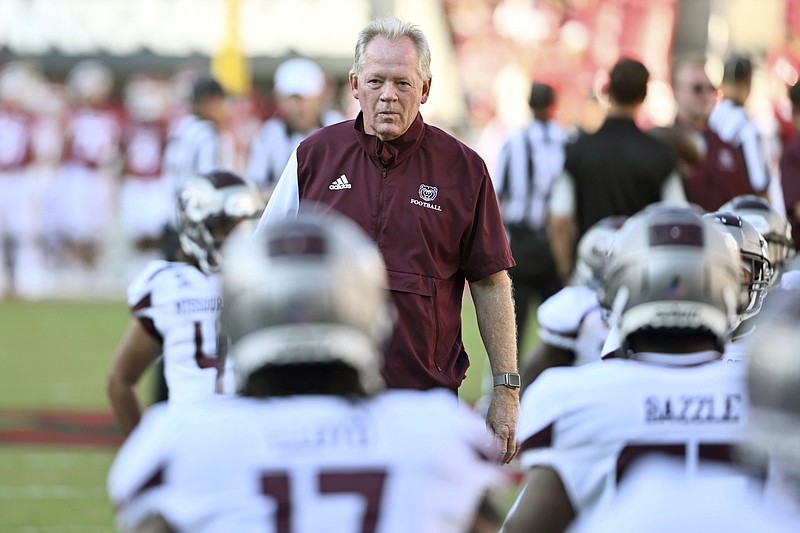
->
[[645, 393, 742, 423], [175, 297, 222, 314], [410, 198, 442, 211]]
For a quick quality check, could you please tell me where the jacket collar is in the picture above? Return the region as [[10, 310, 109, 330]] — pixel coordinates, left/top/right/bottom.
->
[[354, 111, 425, 169]]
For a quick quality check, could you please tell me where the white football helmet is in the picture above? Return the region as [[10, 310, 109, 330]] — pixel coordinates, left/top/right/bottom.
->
[[745, 288, 800, 472], [720, 195, 795, 273], [221, 209, 393, 394], [177, 171, 264, 275], [703, 211, 771, 321], [573, 215, 627, 291], [603, 204, 741, 351]]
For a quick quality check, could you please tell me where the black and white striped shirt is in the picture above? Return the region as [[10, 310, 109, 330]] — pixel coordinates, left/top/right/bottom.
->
[[163, 114, 221, 195], [494, 119, 568, 230]]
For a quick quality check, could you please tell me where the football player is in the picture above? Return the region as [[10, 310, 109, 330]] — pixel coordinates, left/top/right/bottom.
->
[[702, 211, 771, 363], [118, 74, 173, 276], [0, 62, 44, 298], [502, 204, 751, 532], [108, 209, 506, 532], [720, 194, 798, 289], [106, 170, 263, 436], [602, 208, 771, 363], [50, 60, 123, 285], [569, 289, 800, 532], [520, 216, 626, 388], [743, 288, 800, 516]]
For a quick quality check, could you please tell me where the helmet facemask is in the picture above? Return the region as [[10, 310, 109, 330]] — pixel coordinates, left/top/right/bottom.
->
[[704, 212, 772, 321], [720, 194, 795, 275]]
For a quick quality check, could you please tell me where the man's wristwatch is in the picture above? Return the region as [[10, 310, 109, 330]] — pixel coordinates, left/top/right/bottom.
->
[[493, 372, 521, 389]]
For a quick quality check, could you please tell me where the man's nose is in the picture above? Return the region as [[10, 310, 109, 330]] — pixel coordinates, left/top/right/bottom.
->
[[379, 82, 399, 101]]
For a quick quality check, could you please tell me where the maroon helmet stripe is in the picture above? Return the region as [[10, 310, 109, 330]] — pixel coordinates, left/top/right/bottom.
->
[[649, 223, 704, 247]]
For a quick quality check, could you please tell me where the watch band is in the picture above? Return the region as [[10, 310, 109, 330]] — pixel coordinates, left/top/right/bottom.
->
[[493, 372, 521, 389]]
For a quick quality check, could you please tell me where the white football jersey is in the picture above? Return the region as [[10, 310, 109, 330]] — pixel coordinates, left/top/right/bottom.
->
[[108, 389, 505, 533], [127, 260, 224, 401], [569, 457, 798, 533], [516, 357, 749, 523], [537, 285, 609, 366]]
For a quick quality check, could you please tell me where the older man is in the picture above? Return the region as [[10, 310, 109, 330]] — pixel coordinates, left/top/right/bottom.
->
[[258, 17, 519, 462]]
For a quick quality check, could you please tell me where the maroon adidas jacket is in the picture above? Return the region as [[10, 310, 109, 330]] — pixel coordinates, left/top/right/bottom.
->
[[259, 112, 515, 390]]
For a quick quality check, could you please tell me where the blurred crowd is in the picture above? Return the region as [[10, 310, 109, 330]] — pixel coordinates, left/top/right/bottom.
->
[[0, 58, 349, 300], [2, 23, 800, 303]]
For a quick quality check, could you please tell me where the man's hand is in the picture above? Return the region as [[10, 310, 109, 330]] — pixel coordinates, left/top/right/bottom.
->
[[485, 385, 520, 464]]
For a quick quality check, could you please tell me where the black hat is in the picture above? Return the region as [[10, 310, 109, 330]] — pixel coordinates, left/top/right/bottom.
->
[[191, 75, 226, 105], [722, 54, 752, 84], [529, 82, 555, 110]]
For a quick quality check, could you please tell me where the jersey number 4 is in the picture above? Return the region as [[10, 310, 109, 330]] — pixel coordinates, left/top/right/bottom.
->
[[261, 469, 387, 533]]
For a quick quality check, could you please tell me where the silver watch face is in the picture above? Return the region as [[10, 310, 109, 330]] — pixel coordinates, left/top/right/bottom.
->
[[495, 373, 521, 388]]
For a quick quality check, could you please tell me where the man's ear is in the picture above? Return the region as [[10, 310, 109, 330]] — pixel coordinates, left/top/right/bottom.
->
[[349, 73, 359, 100], [420, 78, 431, 104]]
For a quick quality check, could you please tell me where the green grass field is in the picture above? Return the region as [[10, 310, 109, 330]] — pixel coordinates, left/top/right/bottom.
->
[[0, 299, 132, 531], [0, 296, 538, 531]]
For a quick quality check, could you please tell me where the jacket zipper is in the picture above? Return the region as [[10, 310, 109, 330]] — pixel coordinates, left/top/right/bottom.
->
[[376, 164, 389, 241], [432, 280, 442, 372]]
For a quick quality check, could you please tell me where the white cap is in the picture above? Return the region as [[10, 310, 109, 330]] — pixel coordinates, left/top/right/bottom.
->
[[274, 58, 325, 98]]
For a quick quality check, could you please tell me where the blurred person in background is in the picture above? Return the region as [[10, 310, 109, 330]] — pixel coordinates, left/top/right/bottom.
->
[[494, 81, 567, 352], [108, 209, 505, 532], [519, 215, 626, 389], [163, 74, 231, 200], [547, 57, 685, 282], [780, 81, 800, 252], [706, 54, 783, 211], [247, 57, 343, 199], [258, 17, 519, 463], [47, 60, 123, 293], [30, 79, 69, 294], [119, 74, 173, 278], [106, 170, 263, 436], [0, 62, 48, 299], [650, 57, 719, 205]]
